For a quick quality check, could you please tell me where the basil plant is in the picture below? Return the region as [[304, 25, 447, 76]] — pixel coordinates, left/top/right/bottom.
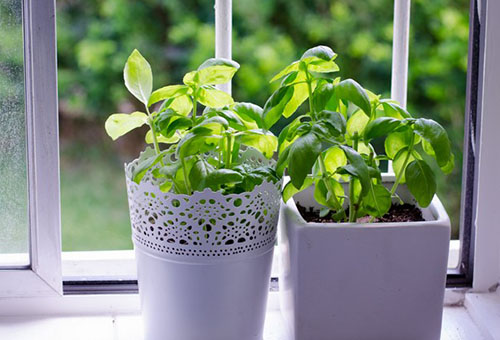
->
[[267, 46, 454, 222], [105, 50, 279, 195]]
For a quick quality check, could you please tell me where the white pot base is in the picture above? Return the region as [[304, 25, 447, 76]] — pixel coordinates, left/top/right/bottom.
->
[[136, 244, 274, 340]]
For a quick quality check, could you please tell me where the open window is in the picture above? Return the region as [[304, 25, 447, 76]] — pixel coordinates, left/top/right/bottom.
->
[[0, 0, 485, 297]]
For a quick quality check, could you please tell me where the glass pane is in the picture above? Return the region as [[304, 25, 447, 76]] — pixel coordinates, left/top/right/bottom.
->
[[409, 1, 468, 251], [58, 1, 216, 251], [0, 0, 29, 266]]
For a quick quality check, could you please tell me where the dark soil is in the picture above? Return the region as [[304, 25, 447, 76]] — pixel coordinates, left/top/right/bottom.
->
[[297, 203, 424, 224]]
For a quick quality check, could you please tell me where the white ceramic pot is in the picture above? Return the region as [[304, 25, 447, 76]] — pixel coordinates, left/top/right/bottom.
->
[[278, 175, 450, 340], [125, 151, 281, 340]]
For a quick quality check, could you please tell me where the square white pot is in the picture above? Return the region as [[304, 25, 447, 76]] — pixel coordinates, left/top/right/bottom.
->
[[278, 176, 451, 340]]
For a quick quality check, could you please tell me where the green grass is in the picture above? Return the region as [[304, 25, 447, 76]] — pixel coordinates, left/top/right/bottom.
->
[[60, 146, 133, 251]]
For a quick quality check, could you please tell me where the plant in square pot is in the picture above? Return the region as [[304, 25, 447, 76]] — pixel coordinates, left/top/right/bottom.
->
[[104, 50, 282, 340], [264, 46, 454, 340]]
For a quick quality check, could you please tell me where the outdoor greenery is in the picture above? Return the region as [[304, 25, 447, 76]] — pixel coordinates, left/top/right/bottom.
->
[[53, 0, 468, 250], [273, 46, 453, 222]]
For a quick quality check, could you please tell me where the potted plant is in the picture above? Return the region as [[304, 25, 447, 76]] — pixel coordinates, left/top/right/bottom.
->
[[105, 50, 282, 340], [267, 46, 454, 340]]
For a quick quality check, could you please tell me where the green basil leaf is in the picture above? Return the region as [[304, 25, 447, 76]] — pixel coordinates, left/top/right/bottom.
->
[[421, 139, 455, 175], [159, 180, 173, 193], [385, 130, 414, 159], [189, 158, 215, 192], [283, 176, 314, 202], [177, 131, 221, 159], [314, 177, 344, 209], [313, 82, 337, 112], [145, 130, 181, 144], [148, 85, 190, 107], [197, 58, 240, 85], [164, 117, 192, 137], [276, 145, 291, 177], [380, 100, 411, 119], [163, 95, 193, 116], [196, 116, 229, 131], [364, 117, 402, 141], [232, 102, 264, 128], [240, 129, 278, 159], [413, 118, 452, 168], [288, 133, 322, 188], [300, 45, 337, 62], [158, 161, 182, 178], [182, 70, 198, 86], [392, 147, 419, 183], [197, 86, 234, 108], [335, 79, 371, 117], [105, 112, 148, 141], [323, 146, 347, 178], [132, 149, 166, 184], [206, 169, 244, 190], [316, 110, 346, 137], [364, 183, 391, 217], [282, 82, 310, 119], [307, 59, 339, 73], [339, 145, 370, 197], [204, 108, 247, 130], [263, 85, 294, 129], [270, 61, 300, 83], [278, 116, 304, 153], [124, 49, 152, 105], [346, 110, 369, 137], [405, 160, 436, 207], [154, 109, 188, 136]]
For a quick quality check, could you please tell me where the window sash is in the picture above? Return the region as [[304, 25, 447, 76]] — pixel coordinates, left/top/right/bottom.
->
[[0, 0, 62, 297], [470, 0, 500, 291]]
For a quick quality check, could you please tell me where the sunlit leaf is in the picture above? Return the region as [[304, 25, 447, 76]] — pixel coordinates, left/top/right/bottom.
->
[[197, 58, 240, 85], [197, 86, 234, 108], [105, 111, 148, 140], [123, 49, 152, 105]]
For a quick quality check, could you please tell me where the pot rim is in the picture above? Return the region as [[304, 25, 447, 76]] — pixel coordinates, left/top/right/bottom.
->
[[282, 174, 451, 230]]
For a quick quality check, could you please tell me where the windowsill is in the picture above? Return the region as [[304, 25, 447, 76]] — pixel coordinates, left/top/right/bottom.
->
[[0, 291, 492, 340], [59, 239, 461, 281]]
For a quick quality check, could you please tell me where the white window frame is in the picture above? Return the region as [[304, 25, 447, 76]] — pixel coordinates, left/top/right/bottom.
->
[[0, 0, 62, 297], [1, 0, 499, 311], [470, 0, 500, 292]]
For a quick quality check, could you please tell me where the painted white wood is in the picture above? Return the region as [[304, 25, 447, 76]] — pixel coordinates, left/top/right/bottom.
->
[[0, 0, 62, 296], [0, 294, 141, 316], [0, 303, 485, 340], [388, 0, 411, 174], [215, 0, 232, 94], [62, 251, 136, 280], [441, 306, 486, 340], [473, 0, 500, 292], [465, 291, 500, 340], [390, 0, 411, 107], [0, 316, 114, 340]]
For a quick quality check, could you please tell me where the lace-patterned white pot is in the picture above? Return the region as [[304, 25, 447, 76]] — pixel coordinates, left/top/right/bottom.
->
[[125, 149, 281, 340]]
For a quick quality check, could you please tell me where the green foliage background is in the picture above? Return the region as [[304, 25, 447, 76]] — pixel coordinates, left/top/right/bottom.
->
[[55, 0, 468, 249]]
